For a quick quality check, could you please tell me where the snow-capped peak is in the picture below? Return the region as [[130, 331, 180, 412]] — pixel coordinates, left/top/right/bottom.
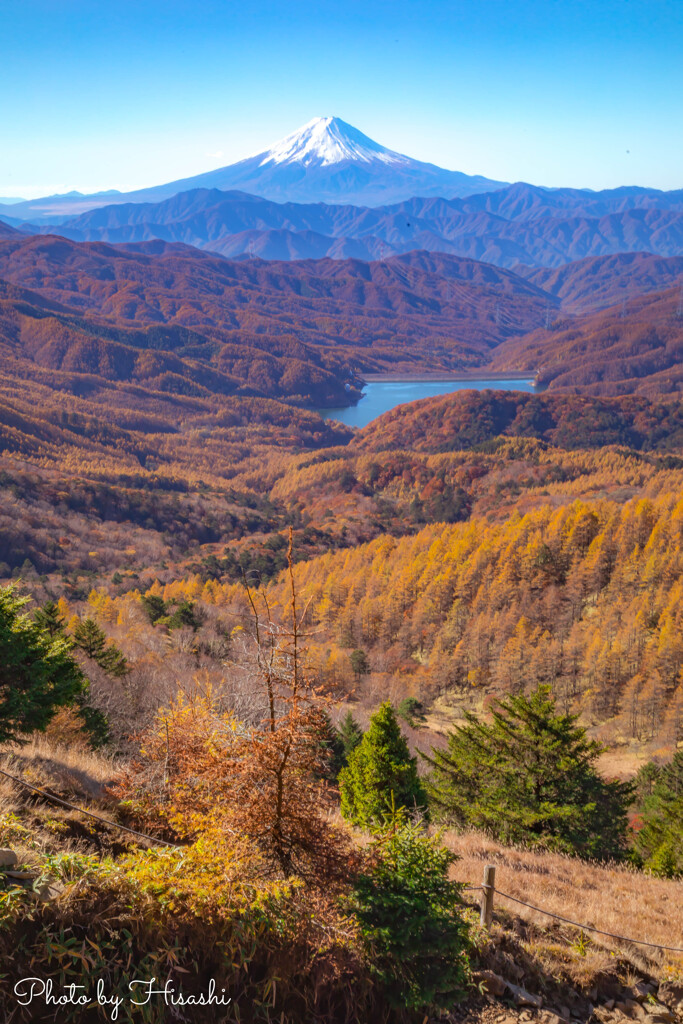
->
[[258, 116, 410, 168]]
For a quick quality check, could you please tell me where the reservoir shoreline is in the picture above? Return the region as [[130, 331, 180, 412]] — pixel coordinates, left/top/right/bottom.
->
[[361, 371, 536, 383], [320, 376, 538, 428]]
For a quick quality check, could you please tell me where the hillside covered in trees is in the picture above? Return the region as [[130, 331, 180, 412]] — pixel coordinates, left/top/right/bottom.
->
[[2, 232, 683, 400], [491, 285, 683, 395], [0, 235, 553, 399]]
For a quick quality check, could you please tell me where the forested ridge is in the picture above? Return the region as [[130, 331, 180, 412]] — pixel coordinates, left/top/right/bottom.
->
[[491, 285, 683, 395], [353, 389, 683, 453], [0, 235, 552, 403], [2, 233, 683, 399], [3, 355, 683, 748]]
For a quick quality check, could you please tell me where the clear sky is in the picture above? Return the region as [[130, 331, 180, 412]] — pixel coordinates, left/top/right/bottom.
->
[[2, 0, 682, 199]]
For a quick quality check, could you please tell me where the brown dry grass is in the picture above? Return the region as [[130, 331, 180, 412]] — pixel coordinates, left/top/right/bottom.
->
[[1, 731, 116, 800], [444, 829, 683, 979], [0, 733, 131, 868], [0, 725, 119, 862]]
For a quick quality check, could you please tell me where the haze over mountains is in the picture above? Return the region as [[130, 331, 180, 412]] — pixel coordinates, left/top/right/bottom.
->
[[24, 186, 683, 270], [0, 117, 505, 221]]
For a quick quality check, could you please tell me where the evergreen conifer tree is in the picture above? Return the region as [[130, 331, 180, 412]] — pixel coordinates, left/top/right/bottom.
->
[[424, 685, 632, 860], [167, 600, 199, 631], [339, 701, 427, 827], [73, 618, 108, 660], [660, 749, 683, 796], [397, 696, 425, 727], [635, 750, 683, 877], [73, 618, 129, 677], [33, 599, 65, 637], [141, 593, 167, 624], [350, 809, 470, 1010], [0, 584, 86, 742], [316, 711, 347, 782], [338, 709, 363, 760], [349, 648, 370, 681], [634, 760, 661, 801]]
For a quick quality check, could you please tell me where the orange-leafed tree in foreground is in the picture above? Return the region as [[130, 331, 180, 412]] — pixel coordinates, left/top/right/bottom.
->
[[114, 529, 354, 884]]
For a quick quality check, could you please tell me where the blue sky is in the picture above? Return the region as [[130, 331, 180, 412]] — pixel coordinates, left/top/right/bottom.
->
[[2, 0, 682, 198]]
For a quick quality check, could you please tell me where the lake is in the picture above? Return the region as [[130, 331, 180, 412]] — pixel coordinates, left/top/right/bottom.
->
[[319, 378, 537, 429]]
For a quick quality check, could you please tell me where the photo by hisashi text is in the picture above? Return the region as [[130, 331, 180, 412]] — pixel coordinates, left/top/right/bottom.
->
[[14, 976, 234, 1020]]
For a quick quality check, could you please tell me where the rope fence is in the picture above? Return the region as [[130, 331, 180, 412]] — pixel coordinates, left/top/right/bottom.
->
[[0, 765, 179, 849], [1, 767, 682, 953], [473, 863, 683, 954], [494, 885, 683, 953]]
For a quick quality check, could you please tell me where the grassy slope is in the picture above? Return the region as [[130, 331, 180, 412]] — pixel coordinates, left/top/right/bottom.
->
[[2, 734, 681, 1024]]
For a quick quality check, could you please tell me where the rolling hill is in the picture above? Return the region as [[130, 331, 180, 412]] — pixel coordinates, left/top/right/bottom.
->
[[490, 286, 683, 395], [0, 236, 554, 408], [352, 388, 683, 453], [3, 232, 683, 404], [515, 251, 683, 313], [0, 221, 20, 238]]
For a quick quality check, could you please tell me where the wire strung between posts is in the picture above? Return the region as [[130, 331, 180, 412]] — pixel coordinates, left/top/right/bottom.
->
[[494, 886, 683, 953], [3, 761, 681, 953], [0, 765, 180, 849]]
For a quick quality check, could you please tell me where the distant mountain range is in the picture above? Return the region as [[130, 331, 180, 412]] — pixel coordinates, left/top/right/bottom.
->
[[4, 182, 682, 271], [0, 117, 506, 222], [1, 117, 682, 272], [1, 118, 682, 409]]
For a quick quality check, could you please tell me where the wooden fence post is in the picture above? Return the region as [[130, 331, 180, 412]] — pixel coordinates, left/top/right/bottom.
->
[[480, 864, 496, 928]]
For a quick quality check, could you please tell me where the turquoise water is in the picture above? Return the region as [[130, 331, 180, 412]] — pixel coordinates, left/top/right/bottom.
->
[[320, 378, 537, 429]]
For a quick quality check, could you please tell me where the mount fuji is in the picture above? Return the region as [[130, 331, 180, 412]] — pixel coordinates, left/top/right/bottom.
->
[[207, 116, 506, 205], [1, 117, 505, 223]]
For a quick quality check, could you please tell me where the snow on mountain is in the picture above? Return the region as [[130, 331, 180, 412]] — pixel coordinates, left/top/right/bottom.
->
[[0, 117, 506, 222], [258, 116, 410, 168]]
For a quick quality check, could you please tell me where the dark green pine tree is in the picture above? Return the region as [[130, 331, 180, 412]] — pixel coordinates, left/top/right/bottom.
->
[[73, 618, 129, 678], [97, 644, 129, 679], [141, 593, 167, 624], [74, 698, 110, 749], [338, 709, 363, 761], [339, 701, 427, 828], [0, 584, 86, 743], [73, 618, 108, 660], [634, 760, 662, 802], [660, 749, 683, 796], [350, 810, 471, 1010], [349, 648, 370, 681], [33, 599, 65, 637], [424, 685, 632, 861], [316, 711, 347, 783], [635, 750, 683, 877], [167, 600, 199, 631]]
